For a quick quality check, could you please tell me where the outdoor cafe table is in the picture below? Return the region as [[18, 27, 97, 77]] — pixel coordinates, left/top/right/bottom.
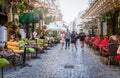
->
[[21, 45, 32, 68]]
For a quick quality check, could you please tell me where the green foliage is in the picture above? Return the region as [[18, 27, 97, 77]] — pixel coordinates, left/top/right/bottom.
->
[[40, 6, 47, 15], [33, 8, 38, 14], [102, 12, 113, 22], [18, 23, 24, 29], [1, 0, 6, 12], [4, 21, 13, 27], [17, 0, 26, 13], [49, 31, 57, 37], [105, 15, 112, 21], [45, 16, 56, 24], [52, 16, 56, 22], [33, 8, 39, 17], [118, 16, 120, 28], [45, 16, 53, 24]]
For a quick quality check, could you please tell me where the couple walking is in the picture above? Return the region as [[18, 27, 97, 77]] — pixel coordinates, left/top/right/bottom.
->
[[60, 29, 86, 51]]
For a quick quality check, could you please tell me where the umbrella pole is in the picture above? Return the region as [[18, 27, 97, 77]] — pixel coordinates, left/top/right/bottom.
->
[[32, 23, 35, 39]]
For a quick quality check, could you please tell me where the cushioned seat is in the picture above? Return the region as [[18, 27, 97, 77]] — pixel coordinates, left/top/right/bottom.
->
[[13, 50, 24, 53], [0, 58, 10, 68], [37, 39, 44, 44], [26, 48, 35, 53], [37, 39, 48, 47], [0, 58, 10, 78], [7, 41, 24, 54], [44, 44, 48, 47]]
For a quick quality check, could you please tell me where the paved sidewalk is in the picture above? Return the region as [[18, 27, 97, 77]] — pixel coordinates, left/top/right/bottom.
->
[[4, 43, 120, 78]]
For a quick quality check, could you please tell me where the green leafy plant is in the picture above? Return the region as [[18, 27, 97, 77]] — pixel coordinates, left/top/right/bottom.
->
[[4, 21, 13, 28], [17, 0, 26, 13], [18, 23, 24, 29]]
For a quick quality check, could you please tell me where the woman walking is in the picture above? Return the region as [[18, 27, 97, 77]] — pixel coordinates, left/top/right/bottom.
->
[[60, 31, 65, 49]]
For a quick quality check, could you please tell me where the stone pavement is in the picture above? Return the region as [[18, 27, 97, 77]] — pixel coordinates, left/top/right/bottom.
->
[[4, 43, 120, 78]]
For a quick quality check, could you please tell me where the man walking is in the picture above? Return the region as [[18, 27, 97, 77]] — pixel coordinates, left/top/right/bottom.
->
[[65, 29, 71, 49]]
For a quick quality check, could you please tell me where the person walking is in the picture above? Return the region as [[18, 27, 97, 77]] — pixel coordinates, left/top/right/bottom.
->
[[60, 31, 65, 49], [78, 29, 86, 51], [65, 29, 71, 49], [71, 31, 77, 51]]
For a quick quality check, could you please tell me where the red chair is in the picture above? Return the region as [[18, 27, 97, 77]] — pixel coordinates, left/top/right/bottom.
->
[[85, 36, 89, 43], [116, 55, 120, 60], [116, 46, 120, 61], [93, 37, 100, 45], [99, 37, 109, 50], [92, 37, 100, 48]]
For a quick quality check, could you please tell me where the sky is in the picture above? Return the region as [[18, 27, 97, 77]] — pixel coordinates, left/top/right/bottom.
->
[[59, 0, 89, 23]]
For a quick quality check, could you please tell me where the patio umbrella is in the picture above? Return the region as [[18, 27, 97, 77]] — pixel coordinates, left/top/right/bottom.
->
[[19, 12, 41, 38]]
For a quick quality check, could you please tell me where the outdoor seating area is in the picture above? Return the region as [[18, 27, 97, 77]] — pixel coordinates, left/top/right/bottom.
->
[[85, 35, 120, 65], [0, 21, 60, 78], [0, 33, 60, 78]]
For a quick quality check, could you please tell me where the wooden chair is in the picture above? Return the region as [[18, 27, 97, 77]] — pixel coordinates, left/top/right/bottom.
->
[[28, 40, 38, 57], [6, 41, 24, 68]]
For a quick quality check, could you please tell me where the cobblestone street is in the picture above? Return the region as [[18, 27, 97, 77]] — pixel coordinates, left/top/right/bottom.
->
[[5, 43, 120, 78]]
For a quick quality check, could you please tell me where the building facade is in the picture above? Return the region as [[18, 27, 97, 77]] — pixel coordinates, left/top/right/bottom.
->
[[82, 0, 120, 36]]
